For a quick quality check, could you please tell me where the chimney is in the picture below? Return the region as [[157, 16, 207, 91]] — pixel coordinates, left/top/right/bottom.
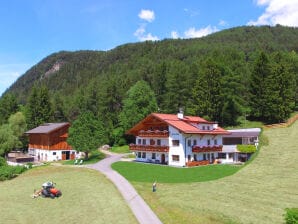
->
[[177, 108, 184, 119]]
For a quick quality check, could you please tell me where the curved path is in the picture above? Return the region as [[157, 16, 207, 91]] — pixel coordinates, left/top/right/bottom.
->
[[87, 152, 162, 224]]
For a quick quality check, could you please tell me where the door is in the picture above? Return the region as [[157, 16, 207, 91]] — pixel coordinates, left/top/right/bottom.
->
[[161, 154, 165, 164]]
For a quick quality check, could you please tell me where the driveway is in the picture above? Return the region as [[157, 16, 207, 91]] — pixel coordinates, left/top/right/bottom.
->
[[87, 152, 162, 224]]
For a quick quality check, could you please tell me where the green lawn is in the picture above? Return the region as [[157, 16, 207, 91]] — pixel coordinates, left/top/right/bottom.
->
[[112, 162, 241, 183], [132, 121, 298, 224], [110, 145, 130, 153], [0, 166, 137, 224], [61, 150, 105, 165]]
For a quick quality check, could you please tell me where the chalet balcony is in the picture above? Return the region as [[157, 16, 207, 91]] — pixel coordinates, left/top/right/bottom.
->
[[129, 144, 169, 153], [138, 130, 169, 138], [192, 145, 223, 153]]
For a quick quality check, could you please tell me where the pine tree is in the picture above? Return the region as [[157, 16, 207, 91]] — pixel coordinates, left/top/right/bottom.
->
[[26, 85, 53, 129], [222, 97, 242, 126], [249, 52, 271, 121], [190, 58, 223, 122], [269, 52, 295, 122], [0, 93, 18, 124]]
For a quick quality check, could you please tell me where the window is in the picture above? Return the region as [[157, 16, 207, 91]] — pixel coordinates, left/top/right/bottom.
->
[[137, 152, 141, 158], [138, 139, 141, 144], [202, 126, 205, 130], [187, 139, 191, 147], [194, 154, 197, 161], [207, 126, 210, 130], [150, 139, 155, 145], [142, 139, 146, 145], [142, 152, 146, 158], [53, 152, 56, 155], [203, 153, 206, 160], [193, 139, 197, 146], [157, 139, 161, 146], [172, 140, 179, 146], [152, 153, 156, 159], [172, 155, 180, 161], [207, 139, 210, 145], [214, 139, 218, 145]]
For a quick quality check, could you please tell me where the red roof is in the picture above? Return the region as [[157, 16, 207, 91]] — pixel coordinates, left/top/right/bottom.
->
[[126, 113, 229, 135]]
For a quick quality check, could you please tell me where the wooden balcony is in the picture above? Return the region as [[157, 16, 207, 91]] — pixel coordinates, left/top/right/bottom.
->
[[129, 144, 169, 152], [192, 145, 223, 153], [138, 130, 169, 138]]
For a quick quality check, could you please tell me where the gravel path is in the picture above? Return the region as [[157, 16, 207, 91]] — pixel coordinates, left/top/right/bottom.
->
[[87, 152, 162, 224]]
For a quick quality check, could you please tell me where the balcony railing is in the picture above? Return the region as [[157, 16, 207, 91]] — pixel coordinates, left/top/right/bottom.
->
[[129, 144, 169, 153], [192, 145, 223, 153], [138, 130, 169, 138]]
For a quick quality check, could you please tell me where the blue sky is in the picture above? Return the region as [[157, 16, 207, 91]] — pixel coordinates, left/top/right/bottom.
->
[[0, 0, 297, 96]]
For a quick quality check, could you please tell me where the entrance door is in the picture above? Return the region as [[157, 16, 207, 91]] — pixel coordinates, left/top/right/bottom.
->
[[161, 154, 165, 164]]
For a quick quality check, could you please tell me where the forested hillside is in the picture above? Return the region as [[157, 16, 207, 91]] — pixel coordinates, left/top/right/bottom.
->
[[1, 25, 298, 144]]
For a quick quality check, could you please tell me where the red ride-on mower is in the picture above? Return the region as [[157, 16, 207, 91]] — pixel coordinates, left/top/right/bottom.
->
[[41, 181, 62, 199]]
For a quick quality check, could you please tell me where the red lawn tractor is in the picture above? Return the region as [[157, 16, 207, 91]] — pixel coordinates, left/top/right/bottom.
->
[[40, 181, 62, 199]]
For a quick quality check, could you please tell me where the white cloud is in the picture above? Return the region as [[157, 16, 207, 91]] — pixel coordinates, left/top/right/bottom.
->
[[248, 0, 298, 26], [171, 31, 179, 39], [184, 26, 218, 38], [138, 9, 155, 22], [134, 24, 159, 41], [183, 8, 199, 17], [219, 20, 228, 26]]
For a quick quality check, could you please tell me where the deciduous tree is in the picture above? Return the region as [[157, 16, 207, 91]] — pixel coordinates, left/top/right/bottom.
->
[[67, 112, 107, 160]]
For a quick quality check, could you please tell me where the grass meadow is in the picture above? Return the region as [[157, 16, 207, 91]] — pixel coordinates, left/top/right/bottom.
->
[[131, 122, 298, 224], [0, 166, 137, 224]]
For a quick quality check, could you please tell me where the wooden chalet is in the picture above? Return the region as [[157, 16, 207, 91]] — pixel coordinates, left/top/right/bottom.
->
[[26, 123, 76, 162]]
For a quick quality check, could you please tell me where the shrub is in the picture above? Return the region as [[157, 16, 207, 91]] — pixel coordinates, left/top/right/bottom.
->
[[0, 165, 27, 181], [284, 208, 298, 224], [117, 138, 127, 146], [0, 157, 7, 166], [237, 145, 257, 153]]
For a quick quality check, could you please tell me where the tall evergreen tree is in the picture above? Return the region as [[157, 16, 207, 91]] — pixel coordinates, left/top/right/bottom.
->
[[269, 53, 295, 122], [190, 58, 223, 122], [222, 97, 242, 126], [249, 52, 272, 121], [26, 85, 53, 129], [0, 93, 18, 124]]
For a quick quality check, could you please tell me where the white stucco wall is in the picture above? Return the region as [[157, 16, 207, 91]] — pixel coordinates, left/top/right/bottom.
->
[[168, 126, 186, 166], [28, 148, 77, 162]]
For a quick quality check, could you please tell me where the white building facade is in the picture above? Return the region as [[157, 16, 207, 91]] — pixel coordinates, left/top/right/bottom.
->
[[127, 113, 229, 167]]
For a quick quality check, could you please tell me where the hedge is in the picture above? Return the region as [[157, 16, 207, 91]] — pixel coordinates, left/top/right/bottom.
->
[[237, 144, 257, 153]]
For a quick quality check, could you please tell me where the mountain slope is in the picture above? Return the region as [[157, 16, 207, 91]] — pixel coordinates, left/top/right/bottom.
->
[[6, 25, 298, 103]]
